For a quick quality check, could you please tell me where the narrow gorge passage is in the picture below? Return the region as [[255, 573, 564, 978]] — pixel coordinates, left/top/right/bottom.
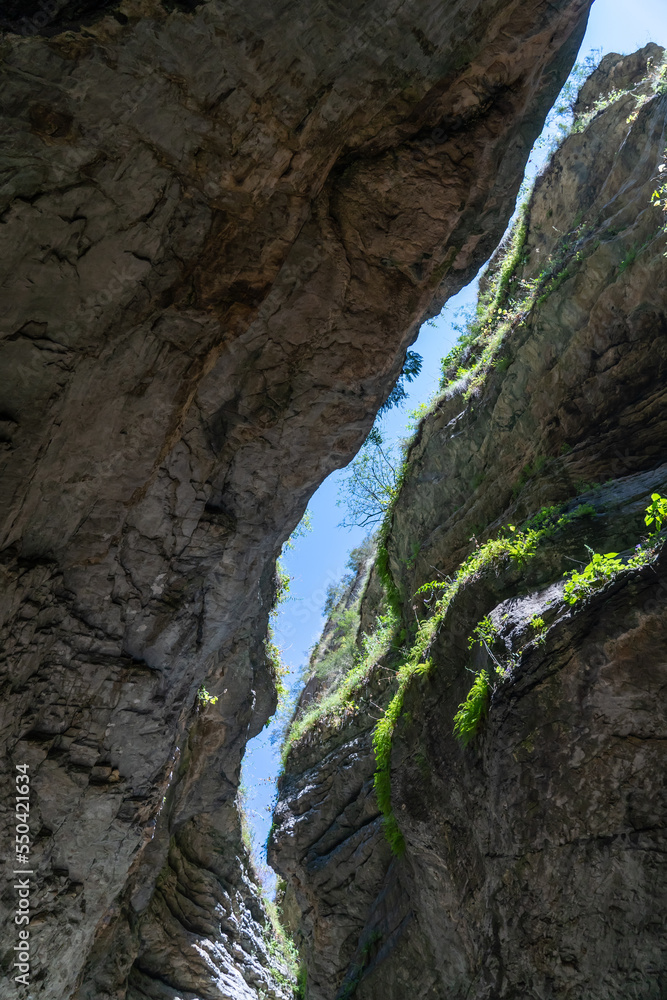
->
[[1, 1, 666, 998], [244, 0, 667, 912], [239, 276, 479, 894], [271, 28, 667, 1000]]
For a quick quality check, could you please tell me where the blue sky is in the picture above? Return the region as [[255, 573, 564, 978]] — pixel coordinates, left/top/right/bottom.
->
[[241, 0, 667, 887]]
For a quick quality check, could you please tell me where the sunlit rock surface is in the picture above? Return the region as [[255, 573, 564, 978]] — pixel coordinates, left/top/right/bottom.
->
[[272, 45, 667, 1000]]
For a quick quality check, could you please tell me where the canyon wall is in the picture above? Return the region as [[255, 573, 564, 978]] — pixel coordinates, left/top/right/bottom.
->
[[272, 46, 667, 999], [0, 0, 593, 996]]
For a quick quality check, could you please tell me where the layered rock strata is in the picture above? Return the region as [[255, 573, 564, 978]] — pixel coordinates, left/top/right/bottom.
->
[[0, 0, 593, 996], [272, 46, 667, 1000]]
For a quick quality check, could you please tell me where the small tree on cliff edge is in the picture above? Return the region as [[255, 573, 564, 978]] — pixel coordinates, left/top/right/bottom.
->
[[337, 429, 400, 528], [337, 351, 421, 528]]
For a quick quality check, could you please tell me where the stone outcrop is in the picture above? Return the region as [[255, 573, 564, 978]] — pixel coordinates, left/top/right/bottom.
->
[[272, 46, 667, 999], [0, 0, 593, 996]]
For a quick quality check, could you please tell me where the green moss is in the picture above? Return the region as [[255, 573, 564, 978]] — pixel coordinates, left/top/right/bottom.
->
[[452, 670, 490, 746], [617, 229, 663, 274], [453, 499, 665, 755], [562, 497, 667, 603], [375, 541, 402, 620], [536, 264, 572, 305], [468, 614, 498, 650], [563, 550, 625, 604], [437, 205, 594, 403], [313, 605, 360, 681], [265, 558, 293, 703], [381, 810, 406, 857], [438, 204, 529, 395], [369, 500, 598, 846], [281, 607, 400, 763], [414, 750, 431, 780], [488, 205, 529, 312], [262, 894, 301, 993], [295, 964, 307, 1000]]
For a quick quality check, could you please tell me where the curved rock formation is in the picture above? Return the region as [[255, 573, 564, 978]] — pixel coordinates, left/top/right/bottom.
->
[[272, 45, 667, 999], [0, 1, 592, 996]]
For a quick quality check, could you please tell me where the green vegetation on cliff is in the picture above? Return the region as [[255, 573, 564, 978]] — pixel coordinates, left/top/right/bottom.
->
[[452, 671, 490, 747], [272, 43, 667, 1000], [437, 205, 603, 405], [439, 203, 529, 398], [372, 501, 597, 849], [281, 47, 667, 859], [451, 495, 667, 746], [282, 485, 666, 853], [561, 496, 666, 605]]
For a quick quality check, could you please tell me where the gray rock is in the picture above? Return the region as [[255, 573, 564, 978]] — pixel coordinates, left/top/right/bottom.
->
[[0, 0, 592, 995], [273, 49, 667, 999]]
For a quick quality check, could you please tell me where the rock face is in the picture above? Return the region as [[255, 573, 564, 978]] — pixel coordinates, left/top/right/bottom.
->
[[0, 0, 593, 997], [272, 46, 667, 999]]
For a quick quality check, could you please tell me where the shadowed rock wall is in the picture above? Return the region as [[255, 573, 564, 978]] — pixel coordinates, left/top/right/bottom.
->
[[0, 0, 592, 997]]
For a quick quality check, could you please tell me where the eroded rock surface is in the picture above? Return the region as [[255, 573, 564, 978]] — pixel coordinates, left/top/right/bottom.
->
[[0, 0, 593, 996], [272, 46, 667, 999]]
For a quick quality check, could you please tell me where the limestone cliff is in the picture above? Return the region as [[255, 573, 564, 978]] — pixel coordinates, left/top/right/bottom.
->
[[0, 1, 592, 997], [271, 46, 667, 999]]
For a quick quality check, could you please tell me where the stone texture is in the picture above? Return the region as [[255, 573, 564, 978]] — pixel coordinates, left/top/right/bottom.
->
[[390, 525, 667, 999], [272, 48, 667, 999], [0, 0, 593, 996]]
